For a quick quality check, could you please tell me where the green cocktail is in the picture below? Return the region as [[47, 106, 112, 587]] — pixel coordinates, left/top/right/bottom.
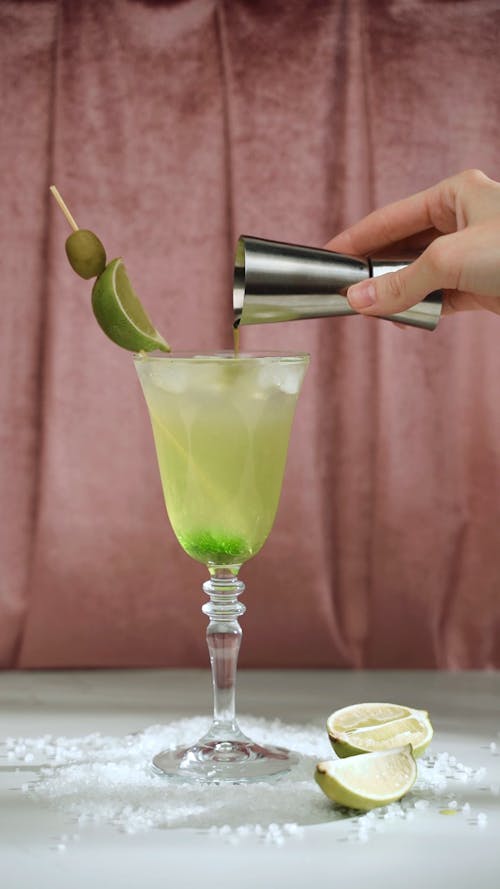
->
[[135, 351, 309, 782], [137, 352, 305, 566], [48, 187, 310, 782]]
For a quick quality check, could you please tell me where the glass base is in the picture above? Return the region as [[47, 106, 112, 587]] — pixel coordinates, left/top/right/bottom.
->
[[152, 732, 299, 783]]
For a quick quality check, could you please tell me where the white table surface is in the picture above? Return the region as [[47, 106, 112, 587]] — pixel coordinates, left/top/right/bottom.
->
[[1, 669, 499, 889]]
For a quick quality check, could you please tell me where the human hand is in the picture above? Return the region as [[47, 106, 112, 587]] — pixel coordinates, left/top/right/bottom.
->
[[325, 169, 500, 317]]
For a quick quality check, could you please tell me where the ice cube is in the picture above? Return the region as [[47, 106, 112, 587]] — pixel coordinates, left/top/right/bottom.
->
[[256, 363, 301, 395], [150, 365, 187, 394], [280, 368, 301, 395], [256, 363, 278, 391]]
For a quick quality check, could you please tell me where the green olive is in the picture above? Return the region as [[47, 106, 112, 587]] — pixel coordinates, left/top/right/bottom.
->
[[65, 229, 107, 279]]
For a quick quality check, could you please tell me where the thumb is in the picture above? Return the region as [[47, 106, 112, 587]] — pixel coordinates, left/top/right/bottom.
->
[[346, 238, 456, 316]]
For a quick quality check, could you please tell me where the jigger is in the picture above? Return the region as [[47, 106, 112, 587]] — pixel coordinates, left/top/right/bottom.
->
[[233, 236, 443, 331]]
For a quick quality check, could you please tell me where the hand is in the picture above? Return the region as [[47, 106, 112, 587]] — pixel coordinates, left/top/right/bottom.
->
[[325, 169, 500, 317]]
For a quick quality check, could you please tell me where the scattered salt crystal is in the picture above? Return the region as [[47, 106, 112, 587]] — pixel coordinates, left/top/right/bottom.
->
[[489, 783, 499, 796], [473, 767, 487, 783], [3, 717, 337, 839], [462, 803, 471, 815], [477, 813, 488, 828], [5, 718, 490, 843], [414, 800, 429, 811], [489, 742, 497, 753], [56, 844, 66, 853]]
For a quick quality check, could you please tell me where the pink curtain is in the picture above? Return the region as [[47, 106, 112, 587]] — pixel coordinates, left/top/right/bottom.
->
[[1, 0, 500, 669]]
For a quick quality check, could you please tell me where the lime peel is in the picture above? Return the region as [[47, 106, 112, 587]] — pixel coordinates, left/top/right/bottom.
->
[[91, 258, 170, 353], [315, 745, 417, 811], [327, 702, 433, 759]]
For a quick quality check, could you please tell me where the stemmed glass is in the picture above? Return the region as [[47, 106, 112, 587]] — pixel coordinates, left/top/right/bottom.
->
[[134, 351, 309, 781]]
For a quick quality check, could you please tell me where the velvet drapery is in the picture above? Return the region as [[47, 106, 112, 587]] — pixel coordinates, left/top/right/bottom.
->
[[1, 0, 500, 668]]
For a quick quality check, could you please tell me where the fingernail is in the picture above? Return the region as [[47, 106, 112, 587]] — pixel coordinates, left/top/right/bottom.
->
[[347, 282, 377, 309]]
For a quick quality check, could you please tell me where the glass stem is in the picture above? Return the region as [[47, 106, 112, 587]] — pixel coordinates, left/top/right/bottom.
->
[[202, 567, 246, 738]]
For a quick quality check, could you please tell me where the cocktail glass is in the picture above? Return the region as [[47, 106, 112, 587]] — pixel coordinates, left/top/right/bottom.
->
[[134, 350, 309, 782]]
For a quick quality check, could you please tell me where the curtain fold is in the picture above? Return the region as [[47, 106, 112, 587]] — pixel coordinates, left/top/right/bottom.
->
[[1, 0, 499, 668], [0, 1, 59, 665]]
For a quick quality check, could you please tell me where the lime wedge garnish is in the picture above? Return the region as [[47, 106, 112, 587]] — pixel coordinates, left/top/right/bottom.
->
[[91, 258, 170, 353], [327, 702, 433, 759], [315, 746, 417, 810]]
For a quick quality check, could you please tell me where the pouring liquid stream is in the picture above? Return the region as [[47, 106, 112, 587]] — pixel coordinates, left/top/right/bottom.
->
[[233, 323, 240, 357]]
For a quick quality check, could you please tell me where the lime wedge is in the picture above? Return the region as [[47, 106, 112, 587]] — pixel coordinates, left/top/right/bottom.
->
[[327, 702, 433, 759], [91, 258, 170, 353], [315, 745, 417, 810]]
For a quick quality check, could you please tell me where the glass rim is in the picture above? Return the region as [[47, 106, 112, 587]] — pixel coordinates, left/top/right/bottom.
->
[[133, 350, 310, 364]]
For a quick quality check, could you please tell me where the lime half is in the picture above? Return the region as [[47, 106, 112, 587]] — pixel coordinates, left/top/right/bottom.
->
[[327, 702, 433, 759], [91, 258, 170, 353], [315, 745, 417, 811]]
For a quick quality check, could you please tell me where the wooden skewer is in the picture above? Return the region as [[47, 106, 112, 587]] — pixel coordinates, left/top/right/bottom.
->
[[49, 185, 79, 231]]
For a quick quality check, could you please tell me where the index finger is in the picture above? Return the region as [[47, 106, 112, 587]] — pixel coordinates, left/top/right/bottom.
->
[[324, 180, 454, 257]]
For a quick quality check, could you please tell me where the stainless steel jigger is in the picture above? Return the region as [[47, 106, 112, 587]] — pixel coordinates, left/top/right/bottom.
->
[[233, 236, 443, 331]]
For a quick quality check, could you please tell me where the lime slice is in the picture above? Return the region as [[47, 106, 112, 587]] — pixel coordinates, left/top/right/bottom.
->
[[327, 702, 433, 759], [91, 258, 170, 353], [315, 745, 417, 810]]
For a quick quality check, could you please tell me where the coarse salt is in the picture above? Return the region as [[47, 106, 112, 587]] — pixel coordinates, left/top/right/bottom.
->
[[1, 716, 494, 844]]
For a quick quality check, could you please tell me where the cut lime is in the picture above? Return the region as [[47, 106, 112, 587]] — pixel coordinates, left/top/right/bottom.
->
[[315, 745, 417, 810], [91, 258, 170, 353], [327, 702, 433, 759]]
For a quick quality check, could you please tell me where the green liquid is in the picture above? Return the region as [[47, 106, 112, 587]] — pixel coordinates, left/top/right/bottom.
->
[[138, 357, 303, 566], [178, 530, 249, 565]]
